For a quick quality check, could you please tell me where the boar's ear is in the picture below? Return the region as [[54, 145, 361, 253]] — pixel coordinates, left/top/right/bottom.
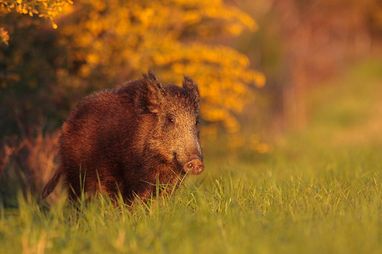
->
[[142, 70, 158, 82], [143, 71, 165, 113], [183, 76, 200, 108]]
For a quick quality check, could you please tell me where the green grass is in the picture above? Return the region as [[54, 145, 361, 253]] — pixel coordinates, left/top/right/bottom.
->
[[1, 59, 382, 253]]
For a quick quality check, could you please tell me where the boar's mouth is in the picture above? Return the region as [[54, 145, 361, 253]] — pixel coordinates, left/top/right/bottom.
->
[[172, 152, 204, 175], [172, 152, 185, 173]]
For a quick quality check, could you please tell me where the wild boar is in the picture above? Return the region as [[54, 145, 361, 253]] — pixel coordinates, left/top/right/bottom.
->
[[41, 72, 204, 203]]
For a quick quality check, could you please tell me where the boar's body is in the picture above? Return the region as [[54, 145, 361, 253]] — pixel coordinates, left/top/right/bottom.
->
[[42, 73, 203, 203]]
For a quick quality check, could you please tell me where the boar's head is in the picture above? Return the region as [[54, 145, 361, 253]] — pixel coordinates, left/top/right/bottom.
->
[[142, 72, 204, 175]]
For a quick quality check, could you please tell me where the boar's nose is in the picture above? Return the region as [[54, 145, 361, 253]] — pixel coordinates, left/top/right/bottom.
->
[[183, 157, 204, 175]]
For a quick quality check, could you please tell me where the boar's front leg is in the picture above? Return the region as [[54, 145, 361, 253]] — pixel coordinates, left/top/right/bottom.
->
[[128, 165, 184, 203]]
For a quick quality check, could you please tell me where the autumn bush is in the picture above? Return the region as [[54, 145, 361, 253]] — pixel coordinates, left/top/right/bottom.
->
[[0, 0, 72, 44], [0, 0, 265, 138]]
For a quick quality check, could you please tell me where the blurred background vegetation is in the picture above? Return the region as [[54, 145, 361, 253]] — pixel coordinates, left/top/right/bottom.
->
[[1, 0, 382, 203]]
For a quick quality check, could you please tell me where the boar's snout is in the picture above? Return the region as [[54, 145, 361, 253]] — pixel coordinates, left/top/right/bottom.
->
[[183, 155, 204, 175]]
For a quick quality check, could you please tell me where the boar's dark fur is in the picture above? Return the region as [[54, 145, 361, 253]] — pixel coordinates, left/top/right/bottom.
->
[[41, 72, 204, 203]]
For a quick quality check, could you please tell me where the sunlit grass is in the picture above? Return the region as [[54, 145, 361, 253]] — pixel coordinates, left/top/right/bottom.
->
[[0, 147, 381, 253]]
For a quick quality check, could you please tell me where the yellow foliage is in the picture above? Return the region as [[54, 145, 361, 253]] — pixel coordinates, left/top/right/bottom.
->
[[0, 27, 9, 45], [57, 0, 265, 132], [0, 0, 72, 20], [0, 0, 72, 43]]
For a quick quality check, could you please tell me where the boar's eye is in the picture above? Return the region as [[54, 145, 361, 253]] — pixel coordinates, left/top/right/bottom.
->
[[195, 118, 200, 126], [166, 114, 175, 125]]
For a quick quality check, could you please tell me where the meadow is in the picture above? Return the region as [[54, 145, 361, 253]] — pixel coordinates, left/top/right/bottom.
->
[[0, 60, 381, 253]]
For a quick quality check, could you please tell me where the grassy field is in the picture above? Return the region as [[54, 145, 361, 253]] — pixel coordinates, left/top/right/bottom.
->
[[1, 59, 381, 254]]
